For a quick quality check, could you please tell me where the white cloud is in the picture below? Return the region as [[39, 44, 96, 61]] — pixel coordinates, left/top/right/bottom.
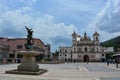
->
[[33, 15, 77, 51], [0, 6, 77, 51], [57, 0, 104, 12], [86, 0, 120, 42], [96, 0, 120, 33]]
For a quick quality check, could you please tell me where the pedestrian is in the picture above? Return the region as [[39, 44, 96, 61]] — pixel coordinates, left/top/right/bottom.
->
[[115, 58, 119, 68], [107, 59, 109, 66]]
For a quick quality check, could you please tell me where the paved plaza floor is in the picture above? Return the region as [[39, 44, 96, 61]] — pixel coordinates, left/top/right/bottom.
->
[[0, 62, 120, 80]]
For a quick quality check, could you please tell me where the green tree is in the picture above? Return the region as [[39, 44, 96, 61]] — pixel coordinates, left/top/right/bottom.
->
[[106, 52, 114, 59], [36, 54, 45, 61]]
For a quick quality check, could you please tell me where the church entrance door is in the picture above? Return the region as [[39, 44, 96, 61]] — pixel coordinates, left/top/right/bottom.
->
[[83, 55, 89, 62]]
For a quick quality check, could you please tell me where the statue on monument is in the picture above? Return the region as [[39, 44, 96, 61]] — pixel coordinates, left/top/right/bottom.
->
[[25, 26, 34, 49]]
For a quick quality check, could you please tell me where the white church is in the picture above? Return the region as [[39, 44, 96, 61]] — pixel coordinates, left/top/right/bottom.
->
[[59, 31, 106, 62]]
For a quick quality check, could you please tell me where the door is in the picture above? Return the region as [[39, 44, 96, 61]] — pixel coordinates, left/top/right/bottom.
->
[[83, 55, 89, 62]]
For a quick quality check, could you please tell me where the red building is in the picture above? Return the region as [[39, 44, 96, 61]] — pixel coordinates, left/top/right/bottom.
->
[[0, 37, 45, 63]]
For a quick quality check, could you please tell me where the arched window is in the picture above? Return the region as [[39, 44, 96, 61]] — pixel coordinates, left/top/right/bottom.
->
[[85, 47, 87, 52], [96, 37, 98, 40], [65, 50, 67, 52], [74, 48, 76, 50], [60, 50, 62, 53]]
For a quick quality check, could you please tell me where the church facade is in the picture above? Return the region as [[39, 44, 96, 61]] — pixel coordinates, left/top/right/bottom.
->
[[59, 32, 105, 62]]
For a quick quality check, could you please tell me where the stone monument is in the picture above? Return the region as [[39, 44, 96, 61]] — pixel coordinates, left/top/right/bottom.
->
[[17, 26, 39, 72], [6, 26, 47, 75]]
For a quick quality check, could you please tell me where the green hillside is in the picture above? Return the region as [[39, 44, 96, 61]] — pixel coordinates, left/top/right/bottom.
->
[[101, 36, 120, 52]]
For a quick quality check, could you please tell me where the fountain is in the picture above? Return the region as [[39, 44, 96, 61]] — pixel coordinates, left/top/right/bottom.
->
[[6, 26, 47, 75]]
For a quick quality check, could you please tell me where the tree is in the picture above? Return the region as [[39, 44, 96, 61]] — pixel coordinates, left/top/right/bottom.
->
[[36, 54, 45, 61], [106, 52, 114, 60]]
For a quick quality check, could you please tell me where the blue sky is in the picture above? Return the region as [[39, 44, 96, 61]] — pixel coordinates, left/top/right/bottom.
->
[[0, 0, 120, 51]]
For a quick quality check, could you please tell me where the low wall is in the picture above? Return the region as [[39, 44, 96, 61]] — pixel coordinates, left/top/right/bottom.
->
[[39, 61, 64, 64]]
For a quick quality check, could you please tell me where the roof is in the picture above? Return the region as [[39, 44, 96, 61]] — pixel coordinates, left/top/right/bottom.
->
[[0, 37, 45, 51]]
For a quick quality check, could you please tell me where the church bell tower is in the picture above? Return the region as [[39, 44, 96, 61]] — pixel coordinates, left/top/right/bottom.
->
[[93, 31, 100, 52]]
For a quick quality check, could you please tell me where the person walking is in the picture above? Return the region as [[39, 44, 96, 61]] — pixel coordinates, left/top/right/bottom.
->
[[115, 58, 119, 68], [107, 59, 110, 66]]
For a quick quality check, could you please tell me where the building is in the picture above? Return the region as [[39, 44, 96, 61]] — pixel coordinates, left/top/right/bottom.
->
[[0, 44, 9, 63], [59, 31, 105, 62], [44, 44, 51, 60], [0, 37, 45, 63], [104, 47, 114, 52]]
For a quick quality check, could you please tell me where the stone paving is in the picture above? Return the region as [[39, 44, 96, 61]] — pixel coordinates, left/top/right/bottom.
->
[[0, 63, 120, 80]]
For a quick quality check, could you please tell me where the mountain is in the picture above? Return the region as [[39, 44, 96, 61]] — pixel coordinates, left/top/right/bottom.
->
[[101, 36, 120, 52]]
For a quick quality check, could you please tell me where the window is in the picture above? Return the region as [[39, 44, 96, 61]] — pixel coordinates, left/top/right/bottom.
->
[[71, 54, 72, 58], [85, 47, 87, 52], [17, 45, 23, 49], [9, 54, 15, 58], [17, 54, 22, 58], [59, 50, 62, 53], [96, 37, 98, 40], [74, 48, 76, 50], [102, 54, 104, 56], [65, 50, 67, 52]]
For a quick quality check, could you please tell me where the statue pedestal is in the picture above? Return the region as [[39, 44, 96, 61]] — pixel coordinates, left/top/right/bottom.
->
[[18, 51, 39, 72]]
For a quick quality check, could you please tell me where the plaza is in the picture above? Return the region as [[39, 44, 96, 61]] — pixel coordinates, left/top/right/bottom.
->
[[0, 62, 120, 80]]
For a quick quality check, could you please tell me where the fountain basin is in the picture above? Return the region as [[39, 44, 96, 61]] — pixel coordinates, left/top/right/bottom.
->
[[5, 50, 47, 75]]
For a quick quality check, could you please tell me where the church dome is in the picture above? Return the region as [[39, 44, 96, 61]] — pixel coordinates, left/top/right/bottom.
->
[[93, 31, 99, 36], [72, 31, 77, 36]]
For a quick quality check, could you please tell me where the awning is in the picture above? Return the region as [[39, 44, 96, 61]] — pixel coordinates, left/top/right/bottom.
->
[[113, 53, 120, 57]]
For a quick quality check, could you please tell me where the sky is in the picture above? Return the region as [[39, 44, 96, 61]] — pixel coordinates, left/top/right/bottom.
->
[[0, 0, 120, 52]]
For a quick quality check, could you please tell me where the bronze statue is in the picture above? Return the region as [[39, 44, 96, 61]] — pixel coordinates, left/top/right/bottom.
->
[[25, 26, 34, 49]]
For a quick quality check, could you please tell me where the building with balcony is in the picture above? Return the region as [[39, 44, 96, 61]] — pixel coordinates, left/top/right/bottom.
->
[[0, 37, 45, 63]]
